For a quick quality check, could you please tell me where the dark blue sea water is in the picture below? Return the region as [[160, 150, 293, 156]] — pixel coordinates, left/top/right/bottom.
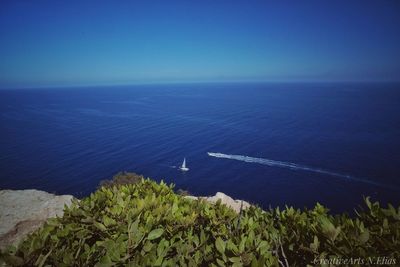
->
[[1, 82, 399, 213]]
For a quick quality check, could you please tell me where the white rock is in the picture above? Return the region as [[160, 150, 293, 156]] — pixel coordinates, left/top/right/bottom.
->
[[0, 189, 74, 249], [185, 192, 251, 213]]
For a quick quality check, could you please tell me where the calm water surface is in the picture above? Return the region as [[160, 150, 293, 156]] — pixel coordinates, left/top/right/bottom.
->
[[1, 82, 399, 212]]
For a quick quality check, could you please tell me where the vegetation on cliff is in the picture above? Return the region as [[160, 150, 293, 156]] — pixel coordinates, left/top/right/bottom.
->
[[1, 175, 399, 266]]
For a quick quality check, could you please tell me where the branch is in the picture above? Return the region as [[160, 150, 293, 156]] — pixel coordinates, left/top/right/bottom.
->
[[278, 236, 289, 267]]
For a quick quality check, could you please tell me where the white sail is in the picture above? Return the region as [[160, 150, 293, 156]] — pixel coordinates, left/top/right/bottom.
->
[[182, 158, 186, 168], [180, 157, 189, 171]]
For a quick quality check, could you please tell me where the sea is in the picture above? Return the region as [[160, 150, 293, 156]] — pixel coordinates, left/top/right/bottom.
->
[[1, 82, 399, 213]]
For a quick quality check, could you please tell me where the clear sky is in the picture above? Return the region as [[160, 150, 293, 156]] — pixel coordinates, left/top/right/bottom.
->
[[0, 0, 399, 88]]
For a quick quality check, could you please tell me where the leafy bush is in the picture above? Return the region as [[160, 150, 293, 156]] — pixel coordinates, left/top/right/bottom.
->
[[98, 172, 143, 189], [1, 178, 399, 266]]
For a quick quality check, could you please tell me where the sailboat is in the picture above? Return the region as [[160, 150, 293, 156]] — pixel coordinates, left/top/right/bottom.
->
[[180, 158, 189, 171]]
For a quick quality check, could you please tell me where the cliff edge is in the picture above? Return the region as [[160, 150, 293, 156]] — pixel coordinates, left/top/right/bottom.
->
[[0, 189, 249, 250], [0, 189, 74, 249]]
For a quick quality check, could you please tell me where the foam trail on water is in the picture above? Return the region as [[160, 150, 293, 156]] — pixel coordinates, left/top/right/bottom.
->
[[158, 164, 176, 169], [207, 152, 396, 189]]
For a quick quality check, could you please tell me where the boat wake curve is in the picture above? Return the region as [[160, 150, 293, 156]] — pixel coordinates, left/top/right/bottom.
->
[[207, 152, 397, 190]]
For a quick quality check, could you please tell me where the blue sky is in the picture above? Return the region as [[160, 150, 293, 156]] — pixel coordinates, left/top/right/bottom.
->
[[0, 0, 399, 88]]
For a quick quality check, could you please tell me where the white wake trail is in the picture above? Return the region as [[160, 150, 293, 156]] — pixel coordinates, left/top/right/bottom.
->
[[207, 152, 395, 189]]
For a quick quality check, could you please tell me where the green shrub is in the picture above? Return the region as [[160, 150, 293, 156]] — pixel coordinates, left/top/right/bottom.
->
[[1, 178, 399, 266], [98, 172, 144, 189]]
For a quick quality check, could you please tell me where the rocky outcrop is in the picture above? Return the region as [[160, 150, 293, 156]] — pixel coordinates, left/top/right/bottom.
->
[[186, 192, 251, 213], [0, 189, 74, 249], [0, 189, 248, 250]]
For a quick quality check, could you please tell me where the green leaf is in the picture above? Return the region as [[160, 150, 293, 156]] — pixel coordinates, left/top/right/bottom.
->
[[310, 235, 319, 252], [94, 221, 107, 232], [103, 216, 116, 227], [359, 230, 369, 244], [154, 255, 164, 266], [257, 240, 269, 254], [215, 237, 225, 254], [227, 240, 239, 253], [319, 217, 340, 241], [383, 218, 388, 229], [365, 196, 372, 209], [171, 202, 178, 214], [247, 230, 255, 246], [95, 255, 113, 267], [239, 237, 246, 252], [63, 252, 74, 265], [148, 228, 164, 240], [229, 257, 241, 263], [251, 257, 258, 267], [216, 258, 225, 266], [143, 241, 153, 252]]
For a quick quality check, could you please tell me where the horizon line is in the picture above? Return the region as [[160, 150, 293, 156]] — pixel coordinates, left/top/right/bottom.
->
[[1, 79, 400, 90]]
